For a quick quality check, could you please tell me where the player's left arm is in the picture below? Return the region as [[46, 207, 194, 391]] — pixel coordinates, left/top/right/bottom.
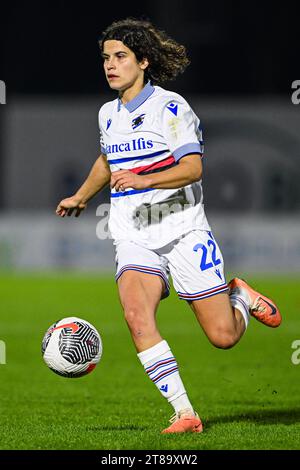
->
[[110, 154, 202, 191]]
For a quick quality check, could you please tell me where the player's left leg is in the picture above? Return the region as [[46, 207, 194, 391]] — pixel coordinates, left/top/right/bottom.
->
[[190, 278, 281, 348], [162, 229, 281, 349], [189, 292, 247, 349], [159, 230, 248, 350], [228, 277, 281, 328], [189, 273, 281, 347]]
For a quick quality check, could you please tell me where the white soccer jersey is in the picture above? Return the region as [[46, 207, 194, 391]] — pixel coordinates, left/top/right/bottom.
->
[[98, 81, 211, 249]]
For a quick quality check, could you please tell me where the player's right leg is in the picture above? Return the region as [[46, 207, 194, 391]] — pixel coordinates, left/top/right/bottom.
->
[[115, 240, 170, 351], [115, 241, 202, 434], [117, 269, 164, 351]]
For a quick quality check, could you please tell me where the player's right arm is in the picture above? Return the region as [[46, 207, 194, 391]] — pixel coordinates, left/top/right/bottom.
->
[[56, 154, 111, 217]]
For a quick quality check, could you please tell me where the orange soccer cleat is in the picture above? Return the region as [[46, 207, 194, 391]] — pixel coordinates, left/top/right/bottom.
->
[[228, 278, 282, 328], [161, 409, 203, 434]]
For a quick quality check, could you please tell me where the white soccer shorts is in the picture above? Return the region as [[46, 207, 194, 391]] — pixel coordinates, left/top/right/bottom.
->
[[115, 230, 229, 301]]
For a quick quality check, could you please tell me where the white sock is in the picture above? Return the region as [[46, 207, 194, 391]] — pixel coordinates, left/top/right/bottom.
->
[[229, 287, 251, 328], [137, 340, 194, 414]]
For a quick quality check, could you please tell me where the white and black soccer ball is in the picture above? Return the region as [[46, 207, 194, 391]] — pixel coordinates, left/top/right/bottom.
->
[[42, 317, 102, 378]]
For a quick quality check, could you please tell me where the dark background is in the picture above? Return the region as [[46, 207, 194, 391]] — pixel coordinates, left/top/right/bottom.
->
[[0, 0, 299, 214], [0, 0, 299, 271], [0, 0, 298, 96]]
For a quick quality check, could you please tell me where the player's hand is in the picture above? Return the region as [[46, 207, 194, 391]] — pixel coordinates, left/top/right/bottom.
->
[[110, 170, 151, 192], [55, 195, 87, 217]]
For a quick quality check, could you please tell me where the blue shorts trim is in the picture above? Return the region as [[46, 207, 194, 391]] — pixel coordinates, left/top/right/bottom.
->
[[177, 283, 229, 301], [116, 264, 170, 299]]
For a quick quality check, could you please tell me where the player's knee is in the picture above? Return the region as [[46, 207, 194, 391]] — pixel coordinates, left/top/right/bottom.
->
[[208, 328, 237, 350], [123, 306, 154, 336]]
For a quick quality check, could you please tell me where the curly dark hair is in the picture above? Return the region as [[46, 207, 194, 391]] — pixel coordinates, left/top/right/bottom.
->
[[99, 18, 190, 85]]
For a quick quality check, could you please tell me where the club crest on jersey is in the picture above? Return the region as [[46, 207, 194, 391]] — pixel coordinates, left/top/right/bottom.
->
[[131, 113, 145, 130], [166, 102, 178, 116], [106, 118, 112, 130]]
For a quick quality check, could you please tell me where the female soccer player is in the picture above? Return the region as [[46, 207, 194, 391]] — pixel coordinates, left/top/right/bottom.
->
[[56, 18, 281, 434]]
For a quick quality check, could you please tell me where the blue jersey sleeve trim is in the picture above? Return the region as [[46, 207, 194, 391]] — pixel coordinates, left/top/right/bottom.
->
[[173, 143, 202, 162]]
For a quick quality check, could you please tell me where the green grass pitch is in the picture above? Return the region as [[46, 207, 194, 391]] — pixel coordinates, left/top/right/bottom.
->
[[0, 273, 299, 450]]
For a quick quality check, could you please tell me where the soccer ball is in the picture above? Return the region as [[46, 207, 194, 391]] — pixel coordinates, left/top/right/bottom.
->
[[42, 317, 102, 378]]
